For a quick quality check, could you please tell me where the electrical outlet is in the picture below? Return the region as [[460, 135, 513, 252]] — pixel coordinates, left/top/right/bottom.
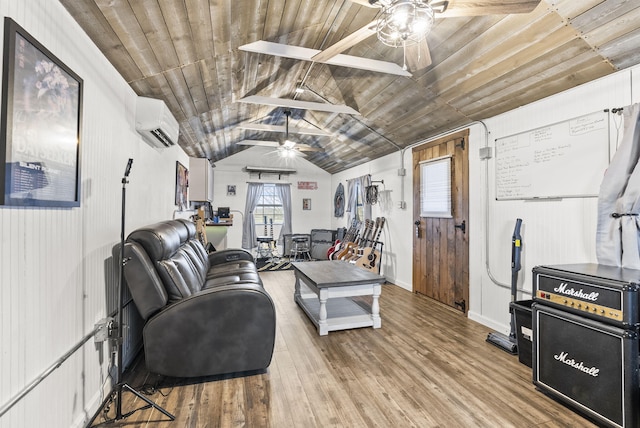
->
[[398, 201, 407, 209], [397, 168, 406, 176], [94, 317, 114, 343], [479, 146, 493, 160]]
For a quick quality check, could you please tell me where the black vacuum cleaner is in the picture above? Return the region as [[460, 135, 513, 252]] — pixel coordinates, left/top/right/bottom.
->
[[486, 218, 523, 354]]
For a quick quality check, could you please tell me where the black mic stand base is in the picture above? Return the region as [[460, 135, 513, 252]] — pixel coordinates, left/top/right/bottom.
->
[[102, 382, 175, 424]]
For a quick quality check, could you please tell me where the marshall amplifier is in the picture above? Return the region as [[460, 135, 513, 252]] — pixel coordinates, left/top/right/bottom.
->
[[533, 264, 640, 328], [533, 304, 640, 428]]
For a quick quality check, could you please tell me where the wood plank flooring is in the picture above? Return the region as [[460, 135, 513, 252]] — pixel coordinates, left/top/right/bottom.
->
[[91, 270, 597, 427]]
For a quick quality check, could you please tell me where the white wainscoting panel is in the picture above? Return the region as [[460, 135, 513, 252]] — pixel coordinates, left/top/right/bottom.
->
[[0, 2, 188, 427]]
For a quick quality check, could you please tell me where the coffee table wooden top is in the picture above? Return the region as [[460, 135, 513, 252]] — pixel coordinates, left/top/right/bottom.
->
[[292, 260, 385, 288]]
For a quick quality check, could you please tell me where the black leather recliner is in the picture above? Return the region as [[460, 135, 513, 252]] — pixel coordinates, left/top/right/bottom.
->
[[123, 219, 276, 378]]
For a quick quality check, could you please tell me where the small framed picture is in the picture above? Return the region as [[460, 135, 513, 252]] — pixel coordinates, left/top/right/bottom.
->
[[227, 185, 236, 196], [175, 161, 189, 211], [302, 198, 311, 210]]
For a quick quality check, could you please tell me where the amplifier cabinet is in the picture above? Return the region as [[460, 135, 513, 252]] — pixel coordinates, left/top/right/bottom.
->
[[533, 264, 640, 328], [533, 303, 640, 428]]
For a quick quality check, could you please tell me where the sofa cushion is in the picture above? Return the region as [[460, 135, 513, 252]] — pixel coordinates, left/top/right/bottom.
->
[[123, 241, 169, 320], [157, 248, 204, 302], [128, 221, 182, 261], [204, 270, 261, 287]]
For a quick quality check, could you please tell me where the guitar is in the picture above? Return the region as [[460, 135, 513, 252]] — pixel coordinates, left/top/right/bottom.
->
[[356, 217, 386, 271], [336, 219, 372, 261], [263, 215, 268, 236], [269, 218, 278, 258], [345, 217, 379, 262], [327, 220, 357, 259], [194, 206, 209, 246]]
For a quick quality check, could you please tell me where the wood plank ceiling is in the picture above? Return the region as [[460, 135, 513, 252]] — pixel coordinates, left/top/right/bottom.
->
[[59, 0, 640, 174]]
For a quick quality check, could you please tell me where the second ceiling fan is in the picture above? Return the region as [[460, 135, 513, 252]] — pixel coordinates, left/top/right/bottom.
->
[[237, 110, 325, 157]]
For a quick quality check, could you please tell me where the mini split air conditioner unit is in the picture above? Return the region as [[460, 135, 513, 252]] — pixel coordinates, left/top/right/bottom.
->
[[135, 96, 179, 148]]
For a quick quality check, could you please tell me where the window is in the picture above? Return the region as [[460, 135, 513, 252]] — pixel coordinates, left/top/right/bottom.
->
[[420, 156, 452, 218], [253, 184, 283, 235]]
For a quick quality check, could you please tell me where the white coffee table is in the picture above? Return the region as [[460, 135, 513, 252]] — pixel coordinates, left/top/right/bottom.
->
[[292, 260, 385, 335]]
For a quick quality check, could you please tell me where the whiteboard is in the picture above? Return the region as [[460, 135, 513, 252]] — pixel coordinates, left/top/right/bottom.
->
[[495, 111, 610, 200]]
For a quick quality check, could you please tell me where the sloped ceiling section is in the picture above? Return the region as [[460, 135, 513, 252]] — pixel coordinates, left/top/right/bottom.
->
[[60, 0, 640, 174]]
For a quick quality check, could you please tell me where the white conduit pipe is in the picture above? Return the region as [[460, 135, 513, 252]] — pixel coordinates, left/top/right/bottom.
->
[[0, 325, 100, 418]]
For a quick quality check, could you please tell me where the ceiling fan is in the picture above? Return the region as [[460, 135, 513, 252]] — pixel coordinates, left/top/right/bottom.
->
[[236, 110, 325, 157], [240, 0, 541, 73]]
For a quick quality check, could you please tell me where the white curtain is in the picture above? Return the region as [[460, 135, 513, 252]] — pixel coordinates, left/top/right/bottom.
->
[[275, 183, 292, 243], [346, 174, 372, 225], [596, 104, 640, 268], [242, 183, 263, 249]]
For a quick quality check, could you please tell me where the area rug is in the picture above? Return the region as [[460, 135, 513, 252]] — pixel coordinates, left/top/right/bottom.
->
[[256, 259, 293, 271]]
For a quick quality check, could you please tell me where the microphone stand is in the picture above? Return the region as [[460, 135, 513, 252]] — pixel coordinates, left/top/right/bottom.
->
[[103, 159, 175, 423]]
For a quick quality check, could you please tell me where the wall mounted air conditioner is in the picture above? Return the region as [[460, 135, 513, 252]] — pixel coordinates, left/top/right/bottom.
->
[[135, 96, 179, 148]]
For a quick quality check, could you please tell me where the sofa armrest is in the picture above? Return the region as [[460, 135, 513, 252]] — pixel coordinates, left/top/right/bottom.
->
[[208, 248, 254, 265], [142, 283, 276, 377]]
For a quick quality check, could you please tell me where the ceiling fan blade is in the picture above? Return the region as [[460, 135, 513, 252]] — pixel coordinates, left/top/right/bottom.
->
[[311, 22, 377, 63], [405, 38, 432, 71], [238, 123, 332, 136], [236, 140, 280, 147], [437, 0, 541, 18], [295, 143, 325, 152]]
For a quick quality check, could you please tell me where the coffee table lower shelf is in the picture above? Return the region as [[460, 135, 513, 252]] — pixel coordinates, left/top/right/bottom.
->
[[295, 293, 376, 334]]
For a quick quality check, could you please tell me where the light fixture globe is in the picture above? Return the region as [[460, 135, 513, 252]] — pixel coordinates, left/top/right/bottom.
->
[[376, 0, 434, 47]]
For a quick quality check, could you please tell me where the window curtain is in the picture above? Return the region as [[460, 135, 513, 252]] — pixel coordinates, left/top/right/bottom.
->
[[596, 103, 640, 268], [346, 174, 372, 225], [242, 183, 263, 249], [275, 183, 292, 243]]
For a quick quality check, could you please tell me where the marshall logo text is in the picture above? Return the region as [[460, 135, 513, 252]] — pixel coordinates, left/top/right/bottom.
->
[[553, 282, 599, 301], [554, 351, 600, 377]]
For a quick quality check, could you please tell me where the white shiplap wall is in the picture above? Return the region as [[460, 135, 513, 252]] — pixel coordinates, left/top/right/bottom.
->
[[210, 146, 333, 249], [0, 1, 188, 427], [330, 151, 412, 289], [469, 68, 636, 332], [332, 65, 640, 335]]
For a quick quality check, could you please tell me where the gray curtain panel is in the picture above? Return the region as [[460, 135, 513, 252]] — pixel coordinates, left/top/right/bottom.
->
[[596, 104, 640, 268], [275, 183, 292, 243], [242, 183, 263, 249]]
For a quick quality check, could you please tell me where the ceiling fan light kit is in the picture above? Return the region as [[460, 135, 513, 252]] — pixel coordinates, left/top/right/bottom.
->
[[376, 0, 435, 47]]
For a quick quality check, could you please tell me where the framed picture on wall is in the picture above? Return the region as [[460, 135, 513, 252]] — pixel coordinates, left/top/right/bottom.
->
[[302, 198, 311, 210], [175, 161, 188, 210], [227, 184, 236, 196], [0, 17, 83, 207]]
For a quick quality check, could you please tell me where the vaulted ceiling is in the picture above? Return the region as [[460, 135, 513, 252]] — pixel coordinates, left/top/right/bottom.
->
[[59, 0, 640, 174]]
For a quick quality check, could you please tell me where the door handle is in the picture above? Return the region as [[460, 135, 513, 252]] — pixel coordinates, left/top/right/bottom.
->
[[414, 220, 421, 238], [455, 220, 466, 234]]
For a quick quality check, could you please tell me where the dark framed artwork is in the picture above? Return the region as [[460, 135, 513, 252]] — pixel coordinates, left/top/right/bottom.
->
[[302, 198, 311, 210], [0, 18, 83, 207], [175, 161, 188, 210]]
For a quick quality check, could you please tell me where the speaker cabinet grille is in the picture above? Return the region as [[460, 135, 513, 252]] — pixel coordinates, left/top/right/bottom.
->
[[533, 304, 639, 428]]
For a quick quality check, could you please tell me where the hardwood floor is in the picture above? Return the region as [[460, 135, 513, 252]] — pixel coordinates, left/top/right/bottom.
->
[[92, 270, 597, 427]]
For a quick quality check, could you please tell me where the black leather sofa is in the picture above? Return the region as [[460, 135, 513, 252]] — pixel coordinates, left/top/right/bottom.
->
[[122, 219, 276, 378]]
